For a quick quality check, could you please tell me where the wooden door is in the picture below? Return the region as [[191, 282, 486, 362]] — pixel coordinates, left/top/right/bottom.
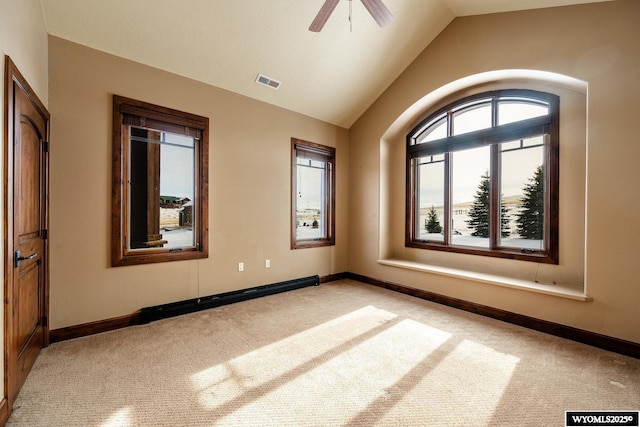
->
[[4, 56, 50, 411]]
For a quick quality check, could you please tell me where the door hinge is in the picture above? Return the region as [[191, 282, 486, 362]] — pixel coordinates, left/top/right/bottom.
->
[[43, 140, 49, 153], [42, 229, 48, 240], [42, 316, 48, 327], [15, 250, 38, 268]]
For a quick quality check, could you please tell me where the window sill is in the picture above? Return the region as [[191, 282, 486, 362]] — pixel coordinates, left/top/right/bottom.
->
[[377, 259, 592, 302]]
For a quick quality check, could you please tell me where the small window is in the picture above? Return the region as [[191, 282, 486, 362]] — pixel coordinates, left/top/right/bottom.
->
[[112, 95, 209, 266], [291, 138, 335, 249], [407, 89, 559, 264]]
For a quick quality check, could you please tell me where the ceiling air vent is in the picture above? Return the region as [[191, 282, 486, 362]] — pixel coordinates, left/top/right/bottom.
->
[[256, 74, 281, 90]]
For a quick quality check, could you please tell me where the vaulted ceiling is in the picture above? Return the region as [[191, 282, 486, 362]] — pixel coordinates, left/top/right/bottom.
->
[[40, 0, 610, 127]]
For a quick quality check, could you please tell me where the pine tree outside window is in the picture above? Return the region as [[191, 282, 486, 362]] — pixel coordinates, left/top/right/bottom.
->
[[425, 206, 443, 234], [406, 90, 559, 264]]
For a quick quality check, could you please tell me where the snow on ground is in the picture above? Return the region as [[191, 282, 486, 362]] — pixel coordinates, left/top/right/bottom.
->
[[418, 232, 543, 250], [160, 208, 193, 247], [296, 226, 323, 240], [161, 228, 194, 248]]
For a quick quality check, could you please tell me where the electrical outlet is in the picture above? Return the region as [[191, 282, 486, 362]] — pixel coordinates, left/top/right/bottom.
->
[[238, 262, 244, 272], [265, 259, 271, 268]]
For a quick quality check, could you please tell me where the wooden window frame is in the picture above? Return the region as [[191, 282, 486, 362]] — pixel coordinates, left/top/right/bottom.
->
[[291, 138, 336, 249], [406, 89, 559, 264], [111, 95, 209, 266]]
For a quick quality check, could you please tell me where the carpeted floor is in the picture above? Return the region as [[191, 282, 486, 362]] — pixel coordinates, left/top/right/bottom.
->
[[6, 279, 639, 426]]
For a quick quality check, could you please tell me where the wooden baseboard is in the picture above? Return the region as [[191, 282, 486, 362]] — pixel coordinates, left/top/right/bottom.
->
[[0, 397, 8, 426], [320, 272, 349, 283], [50, 275, 329, 343], [346, 272, 639, 359], [47, 272, 638, 359], [49, 313, 142, 344]]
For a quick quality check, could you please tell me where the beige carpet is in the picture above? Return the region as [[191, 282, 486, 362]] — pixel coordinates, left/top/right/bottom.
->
[[7, 279, 639, 426]]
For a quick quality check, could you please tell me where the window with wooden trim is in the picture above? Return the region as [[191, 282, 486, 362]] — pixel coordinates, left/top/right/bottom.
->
[[407, 89, 559, 264], [291, 138, 335, 249], [112, 95, 209, 266]]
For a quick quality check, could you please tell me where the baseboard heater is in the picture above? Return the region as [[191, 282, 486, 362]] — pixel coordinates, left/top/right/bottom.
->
[[140, 275, 320, 323]]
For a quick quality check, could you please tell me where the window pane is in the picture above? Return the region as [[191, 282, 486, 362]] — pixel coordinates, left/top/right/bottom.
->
[[406, 90, 559, 263], [160, 132, 195, 249], [129, 128, 196, 251], [296, 158, 326, 240], [416, 116, 447, 144], [452, 102, 491, 136], [498, 101, 548, 125], [500, 138, 545, 250], [292, 139, 335, 249], [416, 157, 444, 242], [112, 95, 209, 267], [451, 146, 490, 248]]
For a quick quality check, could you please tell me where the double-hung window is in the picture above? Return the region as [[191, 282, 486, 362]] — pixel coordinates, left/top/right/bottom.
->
[[406, 89, 559, 263], [112, 95, 209, 266], [291, 138, 335, 249]]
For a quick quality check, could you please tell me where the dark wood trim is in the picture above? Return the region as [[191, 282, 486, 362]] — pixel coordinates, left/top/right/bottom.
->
[[346, 272, 639, 359], [50, 275, 326, 343], [546, 97, 560, 264], [405, 89, 560, 265], [111, 95, 209, 267], [490, 144, 500, 249], [49, 313, 142, 343], [0, 397, 8, 426], [291, 138, 336, 250], [319, 272, 348, 283], [406, 239, 557, 264], [405, 148, 415, 248], [46, 271, 638, 359], [407, 116, 551, 158], [47, 274, 342, 343]]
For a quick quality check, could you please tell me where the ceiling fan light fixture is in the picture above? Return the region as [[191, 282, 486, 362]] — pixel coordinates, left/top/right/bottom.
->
[[309, 0, 392, 32], [360, 0, 393, 28], [309, 0, 340, 32]]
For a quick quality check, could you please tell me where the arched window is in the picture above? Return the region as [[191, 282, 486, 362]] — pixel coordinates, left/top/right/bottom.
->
[[406, 89, 559, 263]]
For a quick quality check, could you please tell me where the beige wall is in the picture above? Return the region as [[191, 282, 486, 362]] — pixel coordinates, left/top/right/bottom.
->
[[48, 36, 349, 329], [349, 1, 640, 343], [0, 1, 48, 105], [1, 0, 48, 403], [15, 0, 640, 345], [380, 78, 586, 288]]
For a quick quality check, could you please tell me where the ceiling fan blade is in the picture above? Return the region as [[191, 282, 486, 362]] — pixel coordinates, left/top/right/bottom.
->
[[309, 0, 341, 32], [360, 0, 393, 28]]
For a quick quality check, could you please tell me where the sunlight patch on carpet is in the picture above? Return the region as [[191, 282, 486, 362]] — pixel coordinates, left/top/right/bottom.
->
[[212, 318, 452, 425], [376, 339, 520, 425], [101, 406, 133, 427], [191, 305, 400, 408]]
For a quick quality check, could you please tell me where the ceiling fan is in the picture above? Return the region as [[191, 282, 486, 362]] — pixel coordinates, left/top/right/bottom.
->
[[309, 0, 393, 32]]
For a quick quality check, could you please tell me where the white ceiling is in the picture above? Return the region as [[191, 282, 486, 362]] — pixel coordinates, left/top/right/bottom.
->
[[40, 0, 610, 128]]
